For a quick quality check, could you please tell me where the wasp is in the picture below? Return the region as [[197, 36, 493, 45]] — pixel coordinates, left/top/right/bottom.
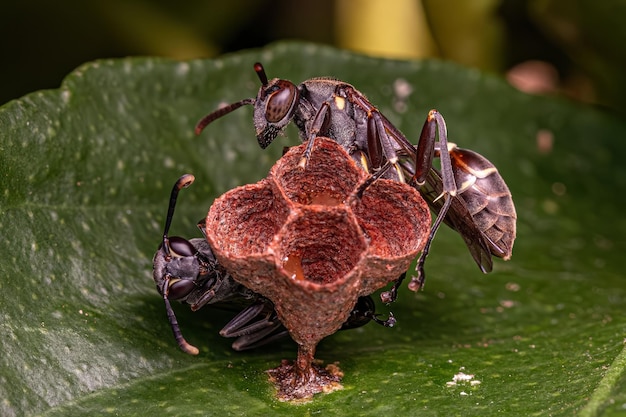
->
[[195, 63, 517, 301], [153, 174, 393, 355]]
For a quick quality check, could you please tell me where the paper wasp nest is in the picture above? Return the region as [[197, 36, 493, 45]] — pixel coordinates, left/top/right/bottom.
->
[[205, 138, 431, 401]]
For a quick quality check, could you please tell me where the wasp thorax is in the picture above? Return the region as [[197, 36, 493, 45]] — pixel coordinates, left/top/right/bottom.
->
[[205, 138, 431, 401]]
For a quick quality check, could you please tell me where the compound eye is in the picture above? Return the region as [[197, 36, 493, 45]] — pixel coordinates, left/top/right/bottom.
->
[[168, 237, 196, 257], [168, 279, 196, 300], [265, 81, 297, 123]]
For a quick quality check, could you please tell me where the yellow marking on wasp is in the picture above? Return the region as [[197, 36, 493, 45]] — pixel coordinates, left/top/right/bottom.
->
[[458, 178, 476, 193], [393, 163, 405, 183], [334, 96, 346, 110], [359, 152, 370, 173], [470, 166, 498, 178]]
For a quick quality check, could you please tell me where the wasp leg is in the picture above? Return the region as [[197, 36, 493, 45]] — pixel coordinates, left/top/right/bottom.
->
[[369, 109, 400, 166], [231, 324, 289, 351], [366, 115, 384, 168], [220, 300, 288, 351], [345, 86, 401, 169], [380, 272, 407, 304], [409, 110, 457, 291], [299, 101, 331, 167], [340, 295, 396, 328], [189, 268, 234, 312], [413, 110, 455, 191], [371, 311, 396, 327], [219, 300, 270, 337], [410, 195, 453, 291], [351, 116, 405, 198], [352, 161, 392, 200], [189, 288, 216, 312]]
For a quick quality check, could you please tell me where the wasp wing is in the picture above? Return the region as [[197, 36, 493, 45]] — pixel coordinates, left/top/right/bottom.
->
[[420, 168, 494, 273]]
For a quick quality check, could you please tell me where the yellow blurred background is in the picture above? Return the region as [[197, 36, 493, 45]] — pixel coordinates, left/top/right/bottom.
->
[[1, 0, 623, 114]]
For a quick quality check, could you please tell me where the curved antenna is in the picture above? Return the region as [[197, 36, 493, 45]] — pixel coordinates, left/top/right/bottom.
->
[[194, 98, 255, 135], [194, 63, 270, 135], [253, 62, 269, 86], [159, 173, 199, 355], [164, 296, 200, 355], [162, 174, 195, 255]]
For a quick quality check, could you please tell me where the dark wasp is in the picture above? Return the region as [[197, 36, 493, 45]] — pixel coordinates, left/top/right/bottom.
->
[[196, 63, 517, 302], [153, 174, 394, 355]]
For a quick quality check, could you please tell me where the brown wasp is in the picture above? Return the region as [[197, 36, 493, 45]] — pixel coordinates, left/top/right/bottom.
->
[[195, 63, 517, 302], [153, 174, 394, 355]]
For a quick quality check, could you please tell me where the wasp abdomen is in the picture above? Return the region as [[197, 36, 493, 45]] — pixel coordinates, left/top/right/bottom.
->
[[450, 147, 517, 260]]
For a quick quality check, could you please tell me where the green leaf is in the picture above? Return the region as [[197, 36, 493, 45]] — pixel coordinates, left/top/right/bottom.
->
[[1, 41, 625, 416]]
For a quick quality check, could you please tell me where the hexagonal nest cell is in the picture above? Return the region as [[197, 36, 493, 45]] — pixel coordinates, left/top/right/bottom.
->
[[205, 137, 431, 401]]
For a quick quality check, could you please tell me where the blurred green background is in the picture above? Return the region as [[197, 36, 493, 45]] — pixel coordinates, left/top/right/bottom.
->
[[2, 0, 625, 115]]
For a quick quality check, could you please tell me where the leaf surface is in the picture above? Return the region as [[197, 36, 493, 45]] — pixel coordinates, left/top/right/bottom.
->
[[1, 42, 625, 417]]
